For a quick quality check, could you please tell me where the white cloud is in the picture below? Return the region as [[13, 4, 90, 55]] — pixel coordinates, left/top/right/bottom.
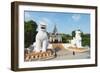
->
[[72, 14, 81, 21]]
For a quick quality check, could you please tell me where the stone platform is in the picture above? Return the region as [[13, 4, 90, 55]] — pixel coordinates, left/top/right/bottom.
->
[[68, 47, 89, 53], [24, 49, 56, 61]]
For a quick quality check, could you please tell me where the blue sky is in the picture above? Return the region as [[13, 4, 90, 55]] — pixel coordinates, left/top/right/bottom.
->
[[24, 11, 90, 34]]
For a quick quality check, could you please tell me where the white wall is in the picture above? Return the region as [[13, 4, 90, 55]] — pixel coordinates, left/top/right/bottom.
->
[[0, 0, 99, 73]]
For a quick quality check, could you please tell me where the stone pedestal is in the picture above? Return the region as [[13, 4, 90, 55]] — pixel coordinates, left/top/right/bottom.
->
[[25, 49, 56, 61]]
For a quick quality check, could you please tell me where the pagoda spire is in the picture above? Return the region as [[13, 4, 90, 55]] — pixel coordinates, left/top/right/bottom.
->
[[53, 24, 57, 35]]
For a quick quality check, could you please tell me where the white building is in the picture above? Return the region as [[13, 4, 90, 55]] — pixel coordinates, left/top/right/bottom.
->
[[49, 25, 62, 43]]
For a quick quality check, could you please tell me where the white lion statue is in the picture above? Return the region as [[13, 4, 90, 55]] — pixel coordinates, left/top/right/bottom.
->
[[71, 30, 82, 48], [33, 21, 48, 52]]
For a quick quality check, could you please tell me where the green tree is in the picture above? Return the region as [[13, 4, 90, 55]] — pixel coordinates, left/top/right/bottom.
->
[[72, 30, 75, 37], [62, 34, 67, 43], [24, 20, 37, 48], [82, 34, 90, 47], [62, 34, 72, 43]]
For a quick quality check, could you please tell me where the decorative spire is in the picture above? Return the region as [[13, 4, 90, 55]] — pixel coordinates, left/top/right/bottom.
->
[[53, 24, 57, 34]]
